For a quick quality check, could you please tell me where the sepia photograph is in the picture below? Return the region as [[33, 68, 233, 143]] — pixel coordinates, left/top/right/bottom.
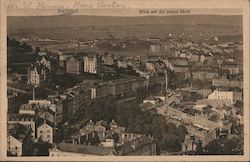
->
[[0, 0, 249, 161]]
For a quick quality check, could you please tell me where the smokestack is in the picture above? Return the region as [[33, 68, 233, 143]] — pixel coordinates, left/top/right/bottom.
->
[[33, 86, 36, 100], [165, 70, 168, 93]]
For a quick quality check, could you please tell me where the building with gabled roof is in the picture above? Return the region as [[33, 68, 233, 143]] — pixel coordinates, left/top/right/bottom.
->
[[8, 114, 36, 138], [115, 135, 156, 156], [36, 119, 54, 143], [66, 56, 83, 74], [83, 55, 100, 74], [49, 143, 115, 156], [7, 123, 33, 156], [49, 135, 156, 156]]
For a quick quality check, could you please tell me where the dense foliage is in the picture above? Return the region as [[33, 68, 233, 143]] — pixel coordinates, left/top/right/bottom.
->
[[67, 96, 188, 154], [203, 135, 243, 155]]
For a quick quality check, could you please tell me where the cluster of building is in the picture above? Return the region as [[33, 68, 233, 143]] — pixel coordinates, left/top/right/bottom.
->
[[7, 98, 63, 156], [141, 86, 243, 153], [49, 120, 156, 156], [7, 29, 244, 156]]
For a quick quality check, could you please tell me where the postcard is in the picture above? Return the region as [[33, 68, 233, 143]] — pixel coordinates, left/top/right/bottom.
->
[[0, 0, 249, 161]]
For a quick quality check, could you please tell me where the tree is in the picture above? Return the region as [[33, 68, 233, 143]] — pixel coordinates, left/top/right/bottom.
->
[[21, 42, 32, 52], [35, 47, 40, 54], [112, 133, 119, 143], [204, 135, 243, 155]]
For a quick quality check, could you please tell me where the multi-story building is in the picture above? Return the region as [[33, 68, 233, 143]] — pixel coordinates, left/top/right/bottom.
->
[[101, 53, 114, 65], [66, 56, 83, 74], [147, 37, 161, 42], [115, 136, 156, 156], [83, 55, 100, 74], [7, 124, 32, 156], [150, 43, 161, 53], [222, 63, 241, 74], [90, 82, 111, 99], [47, 96, 64, 125], [19, 104, 36, 115], [8, 114, 36, 138], [109, 78, 137, 97], [196, 88, 213, 98], [49, 136, 156, 156], [72, 120, 143, 146], [192, 69, 219, 80], [168, 57, 189, 66], [57, 51, 74, 67], [208, 90, 234, 105], [173, 65, 191, 79], [40, 55, 52, 71], [117, 59, 128, 69], [49, 143, 115, 156], [27, 65, 40, 86], [37, 120, 54, 143], [63, 87, 91, 115], [212, 78, 243, 89], [145, 61, 156, 72], [27, 64, 47, 86]]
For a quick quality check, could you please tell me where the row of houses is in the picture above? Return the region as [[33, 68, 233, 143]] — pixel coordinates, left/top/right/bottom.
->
[[212, 77, 243, 89], [59, 51, 142, 75]]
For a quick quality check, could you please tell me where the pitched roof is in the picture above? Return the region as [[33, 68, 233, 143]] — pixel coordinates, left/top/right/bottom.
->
[[115, 136, 154, 155], [8, 123, 31, 142], [55, 143, 115, 156], [145, 95, 156, 101], [8, 114, 35, 122], [19, 104, 34, 111], [141, 102, 154, 109], [36, 118, 54, 128], [96, 120, 108, 128]]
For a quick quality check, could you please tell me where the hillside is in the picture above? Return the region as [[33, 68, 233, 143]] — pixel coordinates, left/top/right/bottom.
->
[[7, 15, 242, 30]]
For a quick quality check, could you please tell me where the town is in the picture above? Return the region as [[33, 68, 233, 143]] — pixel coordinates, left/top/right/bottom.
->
[[7, 15, 243, 156]]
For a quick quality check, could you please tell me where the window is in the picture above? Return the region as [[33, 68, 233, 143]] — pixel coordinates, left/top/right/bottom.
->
[[40, 130, 43, 134], [47, 130, 50, 133]]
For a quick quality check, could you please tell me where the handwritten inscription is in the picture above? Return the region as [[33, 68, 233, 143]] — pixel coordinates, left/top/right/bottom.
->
[[73, 0, 93, 9], [5, 0, 128, 10]]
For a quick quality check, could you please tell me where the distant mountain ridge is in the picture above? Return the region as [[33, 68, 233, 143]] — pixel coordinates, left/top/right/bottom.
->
[[8, 15, 242, 30]]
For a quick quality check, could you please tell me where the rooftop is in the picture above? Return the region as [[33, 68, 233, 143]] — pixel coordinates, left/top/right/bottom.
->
[[8, 123, 31, 142], [53, 143, 114, 156], [8, 114, 35, 122], [115, 136, 154, 155]]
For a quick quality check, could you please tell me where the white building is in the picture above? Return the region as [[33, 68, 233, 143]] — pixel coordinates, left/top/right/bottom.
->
[[40, 56, 52, 71], [208, 90, 234, 105], [28, 99, 56, 112], [145, 61, 156, 72], [19, 104, 35, 115], [37, 120, 54, 143], [101, 138, 115, 148], [7, 124, 32, 156], [7, 135, 23, 156], [27, 66, 40, 86], [84, 55, 99, 74]]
